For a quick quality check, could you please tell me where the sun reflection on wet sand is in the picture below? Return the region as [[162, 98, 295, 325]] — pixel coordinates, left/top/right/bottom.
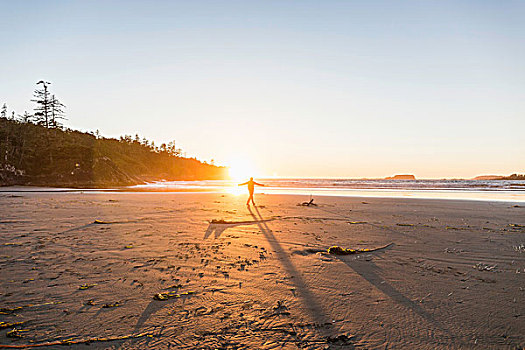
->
[[225, 186, 244, 196]]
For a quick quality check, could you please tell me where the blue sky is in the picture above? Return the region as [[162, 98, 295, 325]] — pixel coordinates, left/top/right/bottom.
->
[[1, 1, 524, 178]]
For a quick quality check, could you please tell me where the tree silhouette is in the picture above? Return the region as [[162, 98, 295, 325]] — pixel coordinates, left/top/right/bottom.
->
[[31, 81, 66, 129], [32, 81, 52, 127], [0, 103, 7, 119], [21, 111, 32, 123], [50, 94, 66, 128], [0, 80, 227, 186]]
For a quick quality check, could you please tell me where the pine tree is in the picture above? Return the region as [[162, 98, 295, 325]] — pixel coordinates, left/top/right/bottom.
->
[[50, 94, 66, 128], [1, 103, 7, 119], [21, 111, 32, 123], [31, 81, 52, 127]]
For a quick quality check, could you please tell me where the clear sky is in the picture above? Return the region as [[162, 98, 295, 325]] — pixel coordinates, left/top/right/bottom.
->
[[1, 1, 524, 178]]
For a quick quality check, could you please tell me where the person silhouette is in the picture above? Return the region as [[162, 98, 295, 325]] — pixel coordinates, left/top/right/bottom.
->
[[238, 177, 265, 206]]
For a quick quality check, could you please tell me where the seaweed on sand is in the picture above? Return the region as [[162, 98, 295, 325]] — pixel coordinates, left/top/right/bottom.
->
[[327, 243, 393, 255], [153, 290, 195, 301], [78, 283, 97, 290], [0, 322, 25, 330], [0, 333, 152, 348]]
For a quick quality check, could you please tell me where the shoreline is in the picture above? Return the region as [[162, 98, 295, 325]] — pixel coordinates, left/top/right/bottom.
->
[[2, 185, 525, 203]]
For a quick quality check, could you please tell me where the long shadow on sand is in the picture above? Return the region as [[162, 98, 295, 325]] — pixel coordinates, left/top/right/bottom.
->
[[248, 206, 338, 338], [134, 294, 196, 333], [203, 219, 273, 239], [133, 207, 351, 345], [60, 222, 96, 234], [336, 255, 442, 330]]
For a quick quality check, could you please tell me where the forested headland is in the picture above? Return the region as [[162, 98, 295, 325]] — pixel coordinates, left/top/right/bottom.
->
[[1, 82, 227, 187]]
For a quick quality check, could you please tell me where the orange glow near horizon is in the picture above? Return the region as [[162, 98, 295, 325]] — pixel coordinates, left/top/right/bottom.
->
[[226, 157, 259, 182]]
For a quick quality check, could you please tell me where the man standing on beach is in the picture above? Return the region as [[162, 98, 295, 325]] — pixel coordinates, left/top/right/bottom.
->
[[238, 177, 265, 206]]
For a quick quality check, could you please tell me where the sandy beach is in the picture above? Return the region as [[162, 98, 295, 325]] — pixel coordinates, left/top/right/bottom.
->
[[0, 191, 524, 349]]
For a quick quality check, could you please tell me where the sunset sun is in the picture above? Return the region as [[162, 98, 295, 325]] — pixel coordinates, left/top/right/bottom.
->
[[227, 158, 258, 182]]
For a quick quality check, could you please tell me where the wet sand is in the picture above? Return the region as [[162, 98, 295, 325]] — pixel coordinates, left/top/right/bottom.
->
[[0, 192, 524, 349]]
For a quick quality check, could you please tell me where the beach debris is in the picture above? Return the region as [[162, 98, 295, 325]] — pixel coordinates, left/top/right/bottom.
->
[[299, 198, 317, 206], [348, 221, 367, 224], [513, 244, 525, 253], [153, 293, 174, 301], [396, 223, 414, 227], [210, 219, 226, 224], [0, 321, 25, 330], [326, 334, 355, 345], [327, 243, 393, 255], [153, 290, 195, 301], [102, 301, 120, 308], [85, 299, 95, 306], [474, 263, 498, 272], [6, 328, 27, 338], [78, 283, 97, 290], [124, 245, 133, 249], [93, 219, 109, 224], [272, 300, 290, 316], [508, 223, 524, 229], [444, 248, 463, 254], [328, 246, 361, 255], [0, 333, 152, 348]]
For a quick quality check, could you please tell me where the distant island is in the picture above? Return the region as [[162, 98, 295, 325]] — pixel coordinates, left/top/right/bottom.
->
[[0, 81, 227, 187], [385, 174, 416, 180], [473, 174, 525, 180], [473, 175, 503, 180]]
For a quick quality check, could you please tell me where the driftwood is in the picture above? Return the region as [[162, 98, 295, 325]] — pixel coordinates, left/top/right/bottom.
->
[[327, 243, 393, 255], [299, 198, 317, 206]]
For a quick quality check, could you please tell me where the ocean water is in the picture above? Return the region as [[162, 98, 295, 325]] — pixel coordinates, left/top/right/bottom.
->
[[130, 179, 525, 202]]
